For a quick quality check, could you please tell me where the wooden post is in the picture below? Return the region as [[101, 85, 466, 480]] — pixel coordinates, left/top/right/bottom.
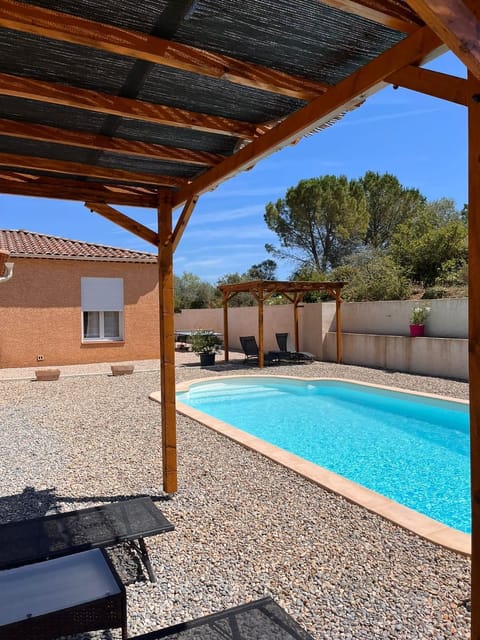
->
[[223, 294, 229, 363], [335, 290, 343, 364], [468, 73, 480, 639], [158, 196, 177, 494], [258, 284, 264, 369], [293, 294, 300, 352]]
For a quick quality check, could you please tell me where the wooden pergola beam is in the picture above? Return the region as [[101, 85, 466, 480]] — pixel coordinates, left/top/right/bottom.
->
[[0, 0, 329, 101], [0, 174, 161, 206], [86, 202, 158, 246], [404, 0, 480, 80], [0, 118, 224, 167], [173, 26, 445, 208], [387, 65, 471, 105], [0, 151, 185, 187], [0, 73, 260, 140], [317, 0, 422, 33], [218, 280, 347, 294], [171, 196, 199, 252]]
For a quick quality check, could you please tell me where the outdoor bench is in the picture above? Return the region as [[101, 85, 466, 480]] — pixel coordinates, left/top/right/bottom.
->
[[130, 597, 314, 639], [0, 496, 174, 583]]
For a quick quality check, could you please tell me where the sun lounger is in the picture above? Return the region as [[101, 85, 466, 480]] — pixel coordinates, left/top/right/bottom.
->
[[130, 597, 313, 639], [0, 497, 174, 583], [275, 333, 315, 363], [239, 336, 277, 364]]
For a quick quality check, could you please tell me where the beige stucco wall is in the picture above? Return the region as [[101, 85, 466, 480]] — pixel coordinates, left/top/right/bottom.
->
[[323, 333, 468, 380], [175, 298, 468, 380], [0, 257, 159, 368], [176, 304, 297, 351], [322, 299, 468, 338]]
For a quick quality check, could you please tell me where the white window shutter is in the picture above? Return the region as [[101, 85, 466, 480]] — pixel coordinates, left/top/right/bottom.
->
[[81, 278, 123, 311]]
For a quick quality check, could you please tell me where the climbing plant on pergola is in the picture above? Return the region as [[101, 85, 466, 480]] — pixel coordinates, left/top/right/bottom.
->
[[218, 280, 346, 368]]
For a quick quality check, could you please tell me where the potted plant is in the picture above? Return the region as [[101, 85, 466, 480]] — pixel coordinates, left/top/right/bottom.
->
[[189, 330, 223, 367], [409, 304, 430, 337]]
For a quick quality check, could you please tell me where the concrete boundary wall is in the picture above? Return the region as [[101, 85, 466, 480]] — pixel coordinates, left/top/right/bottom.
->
[[175, 298, 468, 380]]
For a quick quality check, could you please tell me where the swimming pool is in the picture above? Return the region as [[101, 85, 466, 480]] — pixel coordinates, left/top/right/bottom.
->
[[177, 377, 470, 535]]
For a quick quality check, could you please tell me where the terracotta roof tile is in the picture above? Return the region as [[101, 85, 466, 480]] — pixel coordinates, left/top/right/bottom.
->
[[0, 229, 157, 263]]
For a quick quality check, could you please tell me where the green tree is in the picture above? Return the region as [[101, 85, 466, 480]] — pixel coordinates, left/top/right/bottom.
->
[[174, 272, 216, 312], [215, 260, 278, 306], [330, 251, 410, 301], [265, 175, 368, 272], [390, 198, 468, 288], [215, 272, 255, 307], [244, 259, 277, 281], [358, 171, 426, 249], [287, 264, 328, 302]]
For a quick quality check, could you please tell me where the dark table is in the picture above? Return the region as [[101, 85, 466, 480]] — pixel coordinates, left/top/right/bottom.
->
[[0, 548, 127, 640], [131, 597, 314, 639], [0, 497, 174, 582]]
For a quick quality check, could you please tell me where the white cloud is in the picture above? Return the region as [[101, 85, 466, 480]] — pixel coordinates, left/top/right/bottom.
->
[[337, 107, 442, 127], [185, 204, 264, 226]]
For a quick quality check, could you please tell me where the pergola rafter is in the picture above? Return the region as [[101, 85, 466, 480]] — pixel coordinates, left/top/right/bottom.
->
[[0, 0, 330, 101], [0, 73, 262, 140], [316, 0, 422, 33]]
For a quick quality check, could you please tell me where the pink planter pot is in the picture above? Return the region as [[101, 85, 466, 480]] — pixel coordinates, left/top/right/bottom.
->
[[409, 324, 425, 337]]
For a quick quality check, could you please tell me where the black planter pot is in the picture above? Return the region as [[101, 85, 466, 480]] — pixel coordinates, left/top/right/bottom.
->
[[199, 352, 215, 367]]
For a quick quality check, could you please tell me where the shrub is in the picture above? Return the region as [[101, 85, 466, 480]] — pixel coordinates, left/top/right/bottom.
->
[[189, 330, 223, 355]]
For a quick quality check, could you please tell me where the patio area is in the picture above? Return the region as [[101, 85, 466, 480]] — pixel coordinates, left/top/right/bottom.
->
[[0, 354, 471, 638]]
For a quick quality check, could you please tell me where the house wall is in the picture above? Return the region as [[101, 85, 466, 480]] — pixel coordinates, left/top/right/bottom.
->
[[0, 257, 159, 368], [175, 298, 468, 380]]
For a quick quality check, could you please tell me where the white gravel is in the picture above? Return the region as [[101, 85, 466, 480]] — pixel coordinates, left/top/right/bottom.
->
[[0, 353, 471, 639]]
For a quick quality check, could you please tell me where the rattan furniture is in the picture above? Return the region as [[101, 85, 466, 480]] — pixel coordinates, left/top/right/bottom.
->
[[130, 597, 313, 639], [0, 497, 174, 582], [0, 548, 127, 640]]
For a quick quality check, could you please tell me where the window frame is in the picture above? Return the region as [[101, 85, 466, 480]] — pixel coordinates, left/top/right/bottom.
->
[[82, 310, 124, 343]]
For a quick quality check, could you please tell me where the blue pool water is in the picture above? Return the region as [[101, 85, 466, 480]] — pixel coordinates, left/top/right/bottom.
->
[[177, 377, 471, 533]]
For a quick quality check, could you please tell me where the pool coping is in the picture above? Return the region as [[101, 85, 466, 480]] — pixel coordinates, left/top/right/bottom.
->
[[151, 375, 471, 557]]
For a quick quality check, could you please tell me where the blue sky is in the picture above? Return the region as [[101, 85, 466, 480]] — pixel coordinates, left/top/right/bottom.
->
[[0, 51, 467, 283]]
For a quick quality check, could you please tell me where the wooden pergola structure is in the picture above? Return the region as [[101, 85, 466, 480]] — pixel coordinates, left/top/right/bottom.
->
[[218, 280, 346, 368], [0, 0, 479, 633]]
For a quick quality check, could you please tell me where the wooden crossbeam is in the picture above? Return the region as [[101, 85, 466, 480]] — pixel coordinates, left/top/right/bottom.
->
[[173, 27, 445, 207], [86, 202, 158, 246], [0, 73, 259, 140], [404, 0, 480, 80], [317, 0, 422, 33], [387, 65, 471, 104], [171, 196, 199, 251], [0, 151, 186, 187], [0, 0, 329, 101], [0, 118, 223, 167], [0, 174, 160, 206]]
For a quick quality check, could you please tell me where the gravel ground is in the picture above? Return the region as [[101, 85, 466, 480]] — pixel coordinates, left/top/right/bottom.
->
[[0, 353, 471, 639]]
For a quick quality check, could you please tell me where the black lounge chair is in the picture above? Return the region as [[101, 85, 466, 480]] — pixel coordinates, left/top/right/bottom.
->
[[131, 597, 313, 639], [275, 333, 315, 363], [239, 336, 276, 364], [0, 497, 174, 584]]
